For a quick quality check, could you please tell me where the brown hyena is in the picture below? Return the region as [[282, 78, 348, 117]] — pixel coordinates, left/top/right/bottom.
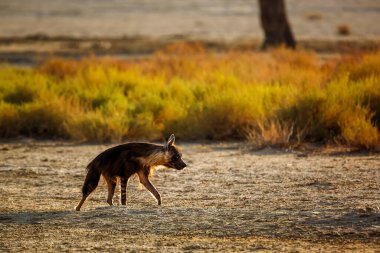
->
[[75, 134, 186, 211]]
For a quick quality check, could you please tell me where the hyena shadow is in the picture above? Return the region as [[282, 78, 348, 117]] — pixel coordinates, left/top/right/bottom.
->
[[0, 207, 155, 225], [0, 210, 73, 224]]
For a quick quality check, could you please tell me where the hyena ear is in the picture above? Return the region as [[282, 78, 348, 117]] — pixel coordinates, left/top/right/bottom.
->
[[164, 134, 175, 151]]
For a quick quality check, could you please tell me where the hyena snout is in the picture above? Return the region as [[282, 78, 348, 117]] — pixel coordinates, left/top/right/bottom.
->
[[176, 159, 187, 170]]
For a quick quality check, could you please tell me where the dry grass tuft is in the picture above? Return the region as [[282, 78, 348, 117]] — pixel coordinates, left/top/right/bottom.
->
[[305, 13, 322, 21]]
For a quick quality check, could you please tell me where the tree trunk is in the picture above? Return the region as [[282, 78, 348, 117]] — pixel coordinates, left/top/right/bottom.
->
[[258, 0, 296, 49]]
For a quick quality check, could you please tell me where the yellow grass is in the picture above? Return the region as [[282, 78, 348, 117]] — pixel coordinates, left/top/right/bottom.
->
[[0, 45, 379, 149]]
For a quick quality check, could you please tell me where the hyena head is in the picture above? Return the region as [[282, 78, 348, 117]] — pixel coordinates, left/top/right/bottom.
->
[[163, 134, 187, 170]]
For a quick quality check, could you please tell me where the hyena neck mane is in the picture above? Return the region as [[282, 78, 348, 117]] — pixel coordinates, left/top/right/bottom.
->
[[138, 147, 170, 168]]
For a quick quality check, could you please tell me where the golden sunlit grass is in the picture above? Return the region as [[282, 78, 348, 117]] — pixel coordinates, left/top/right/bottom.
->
[[0, 44, 379, 149]]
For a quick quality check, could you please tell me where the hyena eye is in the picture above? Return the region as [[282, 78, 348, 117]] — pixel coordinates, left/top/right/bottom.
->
[[173, 155, 180, 161]]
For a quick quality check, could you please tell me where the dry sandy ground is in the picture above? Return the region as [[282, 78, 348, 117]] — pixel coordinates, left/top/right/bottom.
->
[[0, 141, 379, 252]]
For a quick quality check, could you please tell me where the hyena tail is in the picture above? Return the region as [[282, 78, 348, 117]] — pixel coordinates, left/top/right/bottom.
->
[[75, 162, 102, 211]]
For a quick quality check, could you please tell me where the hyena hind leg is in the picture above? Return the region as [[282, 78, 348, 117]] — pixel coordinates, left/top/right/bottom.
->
[[105, 175, 117, 206]]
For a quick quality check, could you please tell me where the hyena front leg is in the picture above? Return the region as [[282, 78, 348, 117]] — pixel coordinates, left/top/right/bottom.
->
[[120, 177, 128, 205], [137, 171, 161, 205]]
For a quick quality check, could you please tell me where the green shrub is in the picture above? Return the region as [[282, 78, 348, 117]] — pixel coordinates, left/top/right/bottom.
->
[[0, 46, 379, 149], [0, 102, 20, 137]]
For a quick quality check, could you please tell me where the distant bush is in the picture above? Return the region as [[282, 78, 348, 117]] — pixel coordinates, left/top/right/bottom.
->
[[0, 45, 379, 149], [337, 25, 351, 36]]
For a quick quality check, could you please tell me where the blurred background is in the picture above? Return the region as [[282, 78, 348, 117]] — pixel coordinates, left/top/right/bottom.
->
[[1, 0, 380, 63], [2, 0, 380, 39], [0, 0, 380, 148]]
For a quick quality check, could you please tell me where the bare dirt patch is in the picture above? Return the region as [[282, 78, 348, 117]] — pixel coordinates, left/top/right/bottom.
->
[[0, 141, 379, 252]]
